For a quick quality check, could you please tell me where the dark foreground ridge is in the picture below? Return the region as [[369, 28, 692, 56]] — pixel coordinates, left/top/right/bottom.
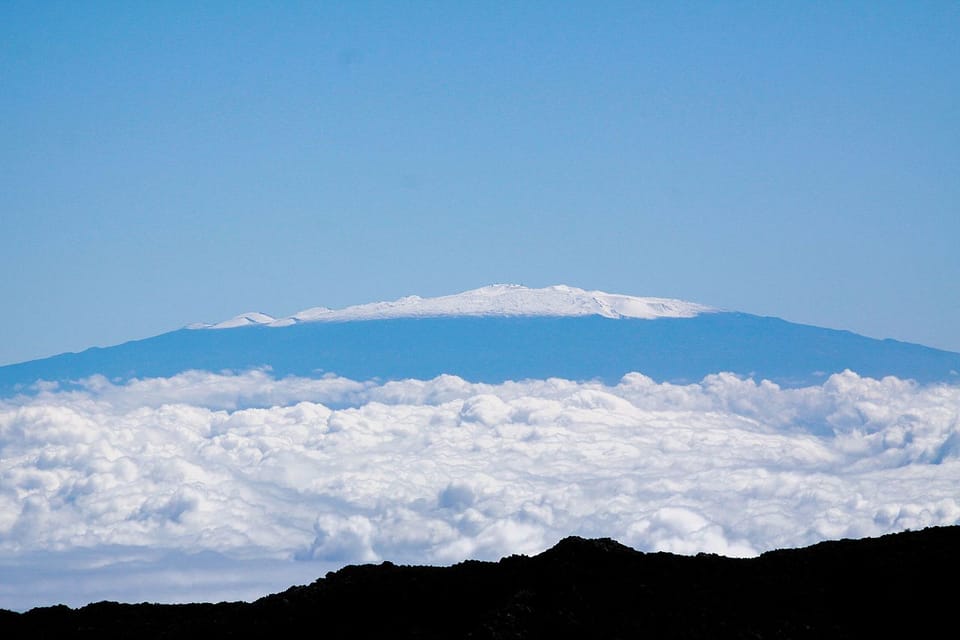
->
[[3, 526, 957, 638]]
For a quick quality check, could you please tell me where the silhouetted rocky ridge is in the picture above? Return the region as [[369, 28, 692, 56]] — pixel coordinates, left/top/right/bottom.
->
[[3, 525, 956, 638]]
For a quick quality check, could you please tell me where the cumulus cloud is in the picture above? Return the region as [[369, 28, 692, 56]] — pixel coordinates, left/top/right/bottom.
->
[[1, 369, 959, 609]]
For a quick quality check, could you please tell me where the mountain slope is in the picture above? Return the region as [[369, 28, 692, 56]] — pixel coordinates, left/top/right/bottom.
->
[[2, 286, 959, 394], [4, 525, 957, 639]]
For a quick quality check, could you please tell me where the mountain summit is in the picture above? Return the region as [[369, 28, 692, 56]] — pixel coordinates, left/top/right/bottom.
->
[[195, 285, 715, 329]]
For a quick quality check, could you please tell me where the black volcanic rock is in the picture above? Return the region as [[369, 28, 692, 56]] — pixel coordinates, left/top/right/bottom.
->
[[3, 526, 957, 638]]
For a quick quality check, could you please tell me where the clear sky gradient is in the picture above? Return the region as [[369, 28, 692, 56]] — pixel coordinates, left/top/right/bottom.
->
[[2, 1, 958, 366]]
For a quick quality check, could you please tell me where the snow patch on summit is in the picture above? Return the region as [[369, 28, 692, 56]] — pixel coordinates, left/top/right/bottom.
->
[[194, 285, 714, 330], [199, 312, 276, 330]]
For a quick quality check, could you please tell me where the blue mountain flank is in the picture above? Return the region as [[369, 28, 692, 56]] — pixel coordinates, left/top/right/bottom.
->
[[2, 312, 958, 396]]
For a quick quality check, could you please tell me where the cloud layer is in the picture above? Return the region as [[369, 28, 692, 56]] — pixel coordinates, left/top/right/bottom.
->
[[2, 370, 959, 609]]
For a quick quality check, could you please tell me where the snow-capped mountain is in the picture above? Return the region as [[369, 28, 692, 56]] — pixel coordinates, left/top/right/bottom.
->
[[3, 286, 960, 612], [194, 284, 715, 329], [1, 284, 958, 394]]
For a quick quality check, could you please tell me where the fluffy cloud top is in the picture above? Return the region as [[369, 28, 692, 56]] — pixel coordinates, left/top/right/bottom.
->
[[1, 370, 958, 609]]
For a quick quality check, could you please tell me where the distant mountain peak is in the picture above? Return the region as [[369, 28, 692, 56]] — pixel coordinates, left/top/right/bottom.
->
[[193, 284, 715, 329]]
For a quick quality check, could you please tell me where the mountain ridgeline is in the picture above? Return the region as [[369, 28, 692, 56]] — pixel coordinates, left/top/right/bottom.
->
[[2, 311, 959, 395], [3, 525, 957, 638]]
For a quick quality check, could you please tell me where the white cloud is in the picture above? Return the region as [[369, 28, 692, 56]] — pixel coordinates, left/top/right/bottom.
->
[[1, 369, 959, 610]]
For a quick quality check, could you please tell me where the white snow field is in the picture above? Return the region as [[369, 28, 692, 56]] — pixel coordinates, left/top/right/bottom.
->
[[196, 284, 715, 329]]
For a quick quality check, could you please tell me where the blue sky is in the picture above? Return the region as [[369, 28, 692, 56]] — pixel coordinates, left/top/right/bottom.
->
[[2, 1, 958, 365]]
